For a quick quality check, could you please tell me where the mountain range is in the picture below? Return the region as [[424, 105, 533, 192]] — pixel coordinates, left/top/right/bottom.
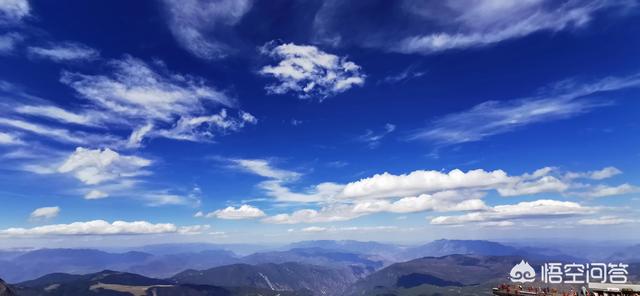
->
[[1, 239, 638, 295]]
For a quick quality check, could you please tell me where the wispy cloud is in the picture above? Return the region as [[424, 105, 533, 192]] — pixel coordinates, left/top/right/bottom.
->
[[161, 0, 251, 59], [380, 65, 425, 84], [357, 123, 395, 148], [27, 42, 99, 62], [0, 131, 23, 145], [259, 42, 366, 100], [0, 33, 22, 54], [313, 0, 633, 54], [410, 73, 640, 146], [0, 0, 30, 24], [578, 216, 637, 225]]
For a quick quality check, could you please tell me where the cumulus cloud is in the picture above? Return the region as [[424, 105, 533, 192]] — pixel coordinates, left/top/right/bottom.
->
[[262, 204, 363, 224], [409, 73, 640, 146], [241, 162, 633, 224], [162, 0, 251, 59], [259, 42, 365, 100], [430, 199, 594, 225], [57, 147, 152, 185], [29, 206, 60, 220], [496, 175, 569, 197], [207, 204, 266, 220], [0, 220, 207, 236], [263, 190, 486, 224], [339, 169, 513, 200], [27, 42, 99, 62], [352, 191, 488, 214]]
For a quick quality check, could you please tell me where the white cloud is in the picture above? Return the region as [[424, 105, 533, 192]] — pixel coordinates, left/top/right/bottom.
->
[[262, 204, 363, 224], [409, 74, 640, 145], [0, 131, 23, 145], [263, 190, 487, 224], [358, 123, 395, 148], [15, 105, 98, 126], [230, 158, 301, 181], [228, 157, 343, 203], [162, 0, 251, 59], [0, 33, 22, 54], [301, 226, 327, 233], [0, 220, 205, 236], [208, 205, 266, 220], [143, 192, 199, 207], [0, 0, 29, 24], [396, 0, 602, 54], [241, 163, 634, 224], [126, 123, 154, 148], [496, 176, 569, 197], [141, 186, 202, 207], [299, 225, 398, 233], [259, 180, 344, 203], [313, 1, 632, 54], [381, 66, 425, 84], [57, 55, 254, 144], [0, 117, 96, 144], [259, 42, 365, 100], [578, 216, 636, 225], [57, 147, 152, 185], [156, 109, 256, 142], [30, 206, 60, 220], [61, 55, 233, 122], [430, 199, 594, 225], [84, 190, 109, 200], [27, 42, 99, 62], [565, 166, 622, 180], [352, 191, 488, 214], [339, 169, 512, 200], [579, 183, 638, 198]]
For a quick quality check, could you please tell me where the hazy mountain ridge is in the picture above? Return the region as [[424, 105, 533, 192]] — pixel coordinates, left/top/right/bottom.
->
[[344, 254, 531, 296], [172, 262, 359, 296], [0, 238, 637, 292]]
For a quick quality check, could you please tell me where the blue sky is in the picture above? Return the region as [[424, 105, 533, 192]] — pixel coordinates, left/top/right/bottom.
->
[[0, 0, 640, 248]]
